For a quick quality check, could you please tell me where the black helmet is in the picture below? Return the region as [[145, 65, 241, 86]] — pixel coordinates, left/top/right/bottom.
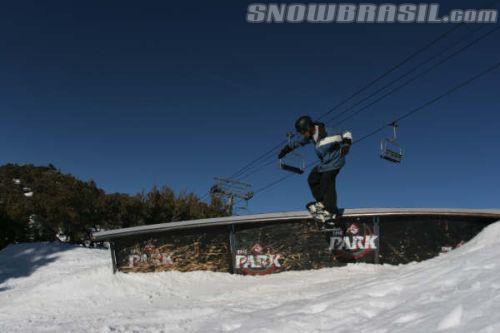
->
[[295, 115, 313, 133]]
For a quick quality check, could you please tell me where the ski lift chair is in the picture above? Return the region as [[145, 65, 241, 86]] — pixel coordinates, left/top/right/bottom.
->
[[380, 123, 404, 163], [279, 132, 305, 174]]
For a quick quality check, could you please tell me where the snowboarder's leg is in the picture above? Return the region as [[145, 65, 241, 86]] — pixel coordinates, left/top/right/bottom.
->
[[307, 166, 322, 202], [320, 169, 339, 217], [307, 167, 326, 221], [307, 167, 335, 225]]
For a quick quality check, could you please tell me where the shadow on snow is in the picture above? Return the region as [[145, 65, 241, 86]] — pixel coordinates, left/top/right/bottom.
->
[[0, 242, 74, 289]]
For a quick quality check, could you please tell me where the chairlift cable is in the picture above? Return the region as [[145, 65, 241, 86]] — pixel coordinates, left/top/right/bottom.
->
[[237, 158, 278, 181], [324, 24, 488, 126], [354, 60, 500, 146], [230, 141, 286, 179], [330, 24, 500, 129], [316, 24, 463, 121]]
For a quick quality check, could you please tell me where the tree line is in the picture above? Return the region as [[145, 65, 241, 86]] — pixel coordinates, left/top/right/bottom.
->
[[0, 164, 226, 249]]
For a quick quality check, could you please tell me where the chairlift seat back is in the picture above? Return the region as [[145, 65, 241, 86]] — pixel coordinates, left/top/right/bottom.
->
[[380, 139, 403, 163], [279, 160, 305, 174], [381, 149, 403, 163]]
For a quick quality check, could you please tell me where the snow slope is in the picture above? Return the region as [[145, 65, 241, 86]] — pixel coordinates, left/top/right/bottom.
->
[[1, 222, 500, 333]]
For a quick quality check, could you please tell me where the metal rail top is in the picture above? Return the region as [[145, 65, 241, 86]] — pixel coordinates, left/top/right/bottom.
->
[[93, 208, 500, 241]]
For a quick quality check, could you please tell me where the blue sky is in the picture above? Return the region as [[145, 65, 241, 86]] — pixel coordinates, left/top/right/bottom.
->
[[1, 0, 499, 213]]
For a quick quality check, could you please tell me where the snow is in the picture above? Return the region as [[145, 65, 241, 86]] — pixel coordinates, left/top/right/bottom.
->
[[437, 305, 463, 331], [1, 222, 500, 333]]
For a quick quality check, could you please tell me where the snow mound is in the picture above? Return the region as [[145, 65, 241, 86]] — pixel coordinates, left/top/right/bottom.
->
[[2, 222, 500, 332]]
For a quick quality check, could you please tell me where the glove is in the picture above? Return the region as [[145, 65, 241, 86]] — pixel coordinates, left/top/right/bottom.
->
[[341, 131, 352, 156], [342, 131, 352, 145], [278, 146, 292, 159]]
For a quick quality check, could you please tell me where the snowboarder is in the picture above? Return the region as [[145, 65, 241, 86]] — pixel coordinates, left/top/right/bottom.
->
[[278, 115, 352, 224]]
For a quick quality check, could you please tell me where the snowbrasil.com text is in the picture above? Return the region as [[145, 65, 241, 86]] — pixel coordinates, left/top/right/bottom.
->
[[246, 3, 498, 24]]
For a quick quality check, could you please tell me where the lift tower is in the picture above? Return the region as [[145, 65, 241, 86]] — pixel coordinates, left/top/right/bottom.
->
[[210, 177, 254, 215]]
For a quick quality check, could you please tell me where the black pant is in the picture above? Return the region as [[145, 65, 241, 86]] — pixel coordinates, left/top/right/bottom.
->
[[307, 167, 339, 214]]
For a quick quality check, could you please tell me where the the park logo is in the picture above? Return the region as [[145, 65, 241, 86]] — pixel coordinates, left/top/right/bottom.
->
[[329, 223, 378, 260], [235, 243, 283, 275], [127, 242, 174, 268]]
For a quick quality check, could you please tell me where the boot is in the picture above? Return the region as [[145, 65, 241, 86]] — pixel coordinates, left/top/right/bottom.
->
[[308, 202, 329, 223]]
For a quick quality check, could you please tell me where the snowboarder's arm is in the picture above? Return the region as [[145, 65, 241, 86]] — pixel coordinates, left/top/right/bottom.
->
[[278, 136, 310, 159], [340, 131, 353, 156], [316, 132, 343, 152]]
